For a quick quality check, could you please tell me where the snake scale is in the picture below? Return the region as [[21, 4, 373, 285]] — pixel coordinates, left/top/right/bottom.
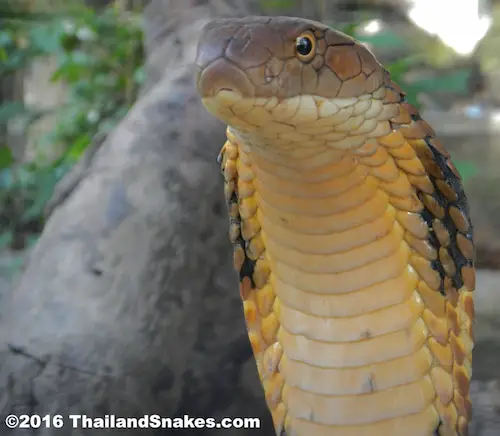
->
[[194, 16, 475, 436]]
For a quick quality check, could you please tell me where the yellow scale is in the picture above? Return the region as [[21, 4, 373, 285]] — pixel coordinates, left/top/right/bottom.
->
[[196, 15, 476, 436]]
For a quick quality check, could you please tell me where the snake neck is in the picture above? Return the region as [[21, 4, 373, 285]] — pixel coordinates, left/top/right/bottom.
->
[[226, 128, 448, 434], [241, 137, 409, 298]]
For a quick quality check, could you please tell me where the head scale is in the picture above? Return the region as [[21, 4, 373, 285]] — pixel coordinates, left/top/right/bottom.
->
[[195, 16, 392, 149]]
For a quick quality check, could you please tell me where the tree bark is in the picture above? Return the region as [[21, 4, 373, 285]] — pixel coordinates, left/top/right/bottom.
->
[[1, 1, 499, 435], [0, 1, 273, 434]]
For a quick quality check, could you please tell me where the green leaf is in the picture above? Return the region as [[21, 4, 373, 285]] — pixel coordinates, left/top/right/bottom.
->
[[26, 234, 40, 249], [356, 30, 409, 50], [0, 50, 28, 72], [51, 59, 84, 83], [261, 0, 295, 9], [65, 133, 91, 161], [0, 2, 145, 232], [22, 169, 59, 222], [60, 33, 81, 51], [0, 168, 13, 188], [409, 70, 471, 95], [0, 101, 30, 123], [0, 31, 13, 47], [336, 23, 358, 37], [453, 160, 478, 184], [29, 22, 65, 53], [386, 55, 423, 83], [15, 166, 35, 189], [71, 50, 93, 66], [133, 66, 146, 84], [0, 146, 14, 169], [0, 231, 14, 250]]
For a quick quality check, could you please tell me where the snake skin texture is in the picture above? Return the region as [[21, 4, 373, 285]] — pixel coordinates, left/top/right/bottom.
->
[[195, 16, 475, 436]]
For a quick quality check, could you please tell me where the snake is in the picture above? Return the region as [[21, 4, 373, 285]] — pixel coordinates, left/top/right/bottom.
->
[[194, 16, 475, 436]]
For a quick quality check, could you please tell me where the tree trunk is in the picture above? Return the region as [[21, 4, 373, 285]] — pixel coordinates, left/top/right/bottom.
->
[[0, 1, 273, 435], [1, 1, 499, 435]]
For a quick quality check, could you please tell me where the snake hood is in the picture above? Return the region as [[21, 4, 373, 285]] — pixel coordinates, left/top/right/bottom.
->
[[195, 15, 475, 436]]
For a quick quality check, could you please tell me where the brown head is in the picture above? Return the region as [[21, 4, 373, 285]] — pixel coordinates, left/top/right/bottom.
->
[[195, 16, 394, 151]]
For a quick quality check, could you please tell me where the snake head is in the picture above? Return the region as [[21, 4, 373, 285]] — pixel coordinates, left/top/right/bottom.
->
[[195, 16, 393, 149]]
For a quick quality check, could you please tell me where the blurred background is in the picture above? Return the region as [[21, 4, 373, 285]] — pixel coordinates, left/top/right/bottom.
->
[[2, 1, 500, 266], [0, 0, 499, 434]]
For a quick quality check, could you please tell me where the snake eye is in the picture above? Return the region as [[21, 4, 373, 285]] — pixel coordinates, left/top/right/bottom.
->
[[295, 32, 316, 62]]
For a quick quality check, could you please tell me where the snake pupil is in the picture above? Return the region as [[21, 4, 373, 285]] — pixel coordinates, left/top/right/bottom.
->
[[296, 36, 313, 56]]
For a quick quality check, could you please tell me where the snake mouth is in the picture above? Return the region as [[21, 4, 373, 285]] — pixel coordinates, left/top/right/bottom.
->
[[195, 57, 261, 131], [194, 24, 396, 149], [195, 58, 254, 99]]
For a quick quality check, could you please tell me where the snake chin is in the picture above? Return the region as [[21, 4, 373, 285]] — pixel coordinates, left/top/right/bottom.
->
[[202, 90, 398, 153]]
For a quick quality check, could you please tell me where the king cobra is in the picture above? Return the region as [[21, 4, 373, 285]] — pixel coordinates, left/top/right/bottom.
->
[[194, 16, 475, 436]]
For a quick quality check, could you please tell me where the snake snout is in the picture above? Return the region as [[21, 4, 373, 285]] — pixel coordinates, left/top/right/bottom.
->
[[195, 58, 254, 99], [195, 20, 256, 100]]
